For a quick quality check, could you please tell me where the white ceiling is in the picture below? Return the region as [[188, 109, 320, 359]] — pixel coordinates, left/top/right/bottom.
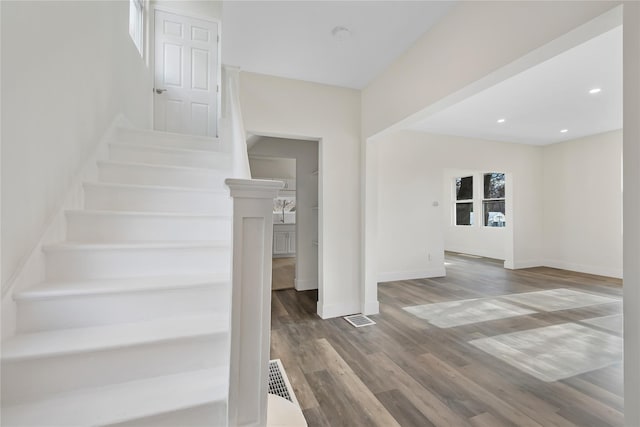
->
[[222, 1, 455, 89], [410, 26, 623, 145]]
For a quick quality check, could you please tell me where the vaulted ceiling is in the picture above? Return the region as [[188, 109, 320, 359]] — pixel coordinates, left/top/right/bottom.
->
[[222, 1, 455, 89]]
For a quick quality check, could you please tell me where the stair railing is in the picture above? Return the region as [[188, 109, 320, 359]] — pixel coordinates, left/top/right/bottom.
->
[[225, 179, 282, 427], [222, 65, 283, 426], [221, 65, 251, 179]]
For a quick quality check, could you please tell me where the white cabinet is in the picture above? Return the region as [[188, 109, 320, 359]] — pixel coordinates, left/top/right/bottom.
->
[[273, 224, 295, 257], [288, 232, 296, 253], [273, 231, 289, 255]]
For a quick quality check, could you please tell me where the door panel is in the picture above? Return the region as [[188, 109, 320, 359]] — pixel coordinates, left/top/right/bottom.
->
[[154, 10, 219, 137], [163, 44, 183, 86], [191, 103, 210, 136], [191, 26, 210, 42], [191, 49, 209, 90], [163, 19, 183, 37], [165, 100, 183, 133]]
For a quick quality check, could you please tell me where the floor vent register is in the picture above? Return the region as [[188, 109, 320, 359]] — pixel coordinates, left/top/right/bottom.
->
[[268, 359, 299, 405], [344, 314, 376, 328]]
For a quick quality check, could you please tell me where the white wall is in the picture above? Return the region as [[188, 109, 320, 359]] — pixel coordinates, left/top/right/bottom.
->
[[249, 138, 318, 291], [543, 130, 623, 278], [376, 131, 544, 280], [623, 3, 640, 424], [239, 72, 361, 318], [375, 135, 444, 282], [377, 129, 624, 281], [249, 157, 296, 180], [1, 1, 152, 294]]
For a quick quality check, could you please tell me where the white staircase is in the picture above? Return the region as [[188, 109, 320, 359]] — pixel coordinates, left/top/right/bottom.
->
[[1, 127, 233, 426]]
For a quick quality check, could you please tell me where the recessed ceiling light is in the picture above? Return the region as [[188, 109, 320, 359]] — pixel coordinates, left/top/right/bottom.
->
[[560, 129, 568, 133], [589, 88, 602, 94], [331, 26, 352, 42], [497, 118, 506, 123]]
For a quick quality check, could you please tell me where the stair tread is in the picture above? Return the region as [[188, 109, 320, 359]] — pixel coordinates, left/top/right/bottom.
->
[[84, 181, 230, 194], [110, 141, 230, 157], [43, 241, 231, 251], [66, 209, 231, 219], [1, 367, 227, 426], [98, 159, 227, 172], [2, 313, 228, 361], [15, 275, 230, 300], [118, 126, 221, 143]]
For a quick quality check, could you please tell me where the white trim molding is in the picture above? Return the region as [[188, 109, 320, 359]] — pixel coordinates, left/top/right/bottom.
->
[[294, 278, 317, 291], [362, 300, 380, 316], [377, 267, 446, 283], [541, 260, 622, 279], [317, 301, 361, 320], [226, 178, 283, 427], [510, 260, 543, 270]]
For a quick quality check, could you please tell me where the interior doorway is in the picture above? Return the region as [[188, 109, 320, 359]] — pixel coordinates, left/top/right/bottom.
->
[[247, 136, 320, 301], [249, 156, 297, 290]]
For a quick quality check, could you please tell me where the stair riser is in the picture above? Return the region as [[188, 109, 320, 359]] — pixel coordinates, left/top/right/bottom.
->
[[110, 402, 226, 427], [2, 335, 228, 405], [84, 185, 231, 214], [66, 213, 231, 242], [45, 247, 230, 281], [98, 163, 228, 189], [116, 128, 222, 152], [17, 286, 230, 332], [109, 145, 229, 169]]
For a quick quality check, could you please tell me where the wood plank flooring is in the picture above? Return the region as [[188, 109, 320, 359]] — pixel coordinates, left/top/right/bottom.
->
[[270, 252, 623, 427], [272, 257, 295, 290]]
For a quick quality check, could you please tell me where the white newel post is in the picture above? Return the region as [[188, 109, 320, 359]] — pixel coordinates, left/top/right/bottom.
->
[[226, 178, 284, 427]]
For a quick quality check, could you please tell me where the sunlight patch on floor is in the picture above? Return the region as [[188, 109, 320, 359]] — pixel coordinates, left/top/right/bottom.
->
[[470, 323, 622, 382]]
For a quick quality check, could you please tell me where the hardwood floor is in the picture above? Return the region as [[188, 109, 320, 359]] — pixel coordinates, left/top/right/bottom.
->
[[272, 257, 296, 290], [270, 252, 623, 427]]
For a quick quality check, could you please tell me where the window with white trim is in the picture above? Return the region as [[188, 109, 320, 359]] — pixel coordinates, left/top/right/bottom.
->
[[129, 0, 144, 56], [483, 172, 506, 227], [454, 176, 474, 226]]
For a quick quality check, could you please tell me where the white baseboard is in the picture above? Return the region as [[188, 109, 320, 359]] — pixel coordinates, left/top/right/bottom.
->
[[362, 300, 379, 316], [294, 278, 317, 291], [510, 259, 543, 269], [377, 266, 446, 283], [1, 114, 130, 340], [317, 301, 360, 320], [541, 259, 622, 279]]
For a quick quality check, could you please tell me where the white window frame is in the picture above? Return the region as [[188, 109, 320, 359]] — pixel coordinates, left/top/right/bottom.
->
[[453, 175, 474, 227], [482, 172, 506, 228], [129, 0, 144, 56]]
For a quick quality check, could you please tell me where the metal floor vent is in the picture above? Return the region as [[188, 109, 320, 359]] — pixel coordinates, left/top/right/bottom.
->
[[344, 314, 376, 328], [268, 359, 299, 405]]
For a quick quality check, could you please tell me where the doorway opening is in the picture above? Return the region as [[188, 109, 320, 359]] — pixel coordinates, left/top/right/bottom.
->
[[247, 136, 320, 305], [249, 156, 297, 290]]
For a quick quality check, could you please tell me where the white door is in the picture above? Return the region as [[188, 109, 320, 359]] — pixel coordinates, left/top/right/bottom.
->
[[154, 10, 219, 137]]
